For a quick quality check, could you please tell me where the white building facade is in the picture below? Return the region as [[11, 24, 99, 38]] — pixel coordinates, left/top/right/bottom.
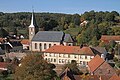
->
[[43, 45, 102, 66]]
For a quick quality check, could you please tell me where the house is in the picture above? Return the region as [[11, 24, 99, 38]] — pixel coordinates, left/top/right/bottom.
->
[[9, 39, 23, 52], [0, 38, 23, 54], [100, 35, 120, 44], [21, 39, 29, 50], [43, 45, 106, 66], [59, 67, 100, 80], [60, 67, 76, 80], [80, 20, 88, 27], [88, 55, 117, 77]]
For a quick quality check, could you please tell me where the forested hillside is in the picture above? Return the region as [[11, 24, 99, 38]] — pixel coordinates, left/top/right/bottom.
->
[[0, 10, 120, 45]]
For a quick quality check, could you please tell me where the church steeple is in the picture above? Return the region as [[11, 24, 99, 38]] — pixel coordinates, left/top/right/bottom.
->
[[29, 10, 35, 28], [29, 10, 36, 41]]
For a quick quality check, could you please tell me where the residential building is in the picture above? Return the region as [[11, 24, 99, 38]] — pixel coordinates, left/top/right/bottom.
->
[[0, 38, 23, 54], [100, 35, 120, 44], [21, 39, 29, 50], [88, 55, 117, 77], [43, 45, 106, 66]]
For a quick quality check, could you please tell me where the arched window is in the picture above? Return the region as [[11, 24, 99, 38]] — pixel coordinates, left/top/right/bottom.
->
[[44, 43, 46, 49], [49, 44, 51, 48], [35, 43, 37, 49], [39, 43, 42, 51]]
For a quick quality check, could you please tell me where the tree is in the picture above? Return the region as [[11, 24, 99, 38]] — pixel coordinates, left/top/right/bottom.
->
[[7, 57, 20, 73], [89, 36, 99, 47], [63, 60, 83, 75], [0, 28, 9, 38], [14, 54, 57, 80]]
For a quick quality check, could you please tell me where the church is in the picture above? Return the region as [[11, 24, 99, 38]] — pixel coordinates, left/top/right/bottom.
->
[[29, 11, 74, 52]]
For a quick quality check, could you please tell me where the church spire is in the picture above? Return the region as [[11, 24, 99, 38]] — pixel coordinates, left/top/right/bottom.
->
[[29, 10, 35, 27]]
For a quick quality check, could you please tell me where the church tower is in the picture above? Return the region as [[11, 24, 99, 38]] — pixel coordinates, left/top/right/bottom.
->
[[29, 10, 37, 51], [29, 10, 35, 41]]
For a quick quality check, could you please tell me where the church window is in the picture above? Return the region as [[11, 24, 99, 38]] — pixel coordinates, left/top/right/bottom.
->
[[44, 43, 46, 49], [35, 43, 37, 49], [49, 44, 51, 48], [39, 43, 42, 51]]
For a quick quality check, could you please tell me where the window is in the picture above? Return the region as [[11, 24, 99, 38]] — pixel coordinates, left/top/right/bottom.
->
[[68, 44, 71, 46], [44, 43, 46, 49], [62, 59, 64, 63], [39, 43, 42, 51], [83, 61, 86, 65], [80, 61, 82, 64], [85, 56, 87, 59], [48, 58, 50, 62], [54, 59, 56, 62], [80, 56, 82, 59], [49, 44, 51, 48], [68, 54, 70, 58], [59, 59, 61, 63], [35, 43, 37, 49], [49, 53, 51, 57], [74, 55, 77, 58], [63, 54, 65, 58], [54, 44, 56, 45], [59, 54, 61, 57], [54, 54, 56, 57], [51, 58, 53, 62], [45, 54, 47, 56]]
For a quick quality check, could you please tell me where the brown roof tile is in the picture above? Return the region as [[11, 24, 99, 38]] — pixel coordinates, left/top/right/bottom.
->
[[0, 62, 10, 68], [109, 74, 120, 80], [99, 75, 110, 80], [21, 39, 29, 45], [100, 35, 120, 41], [88, 55, 105, 73], [44, 45, 95, 55]]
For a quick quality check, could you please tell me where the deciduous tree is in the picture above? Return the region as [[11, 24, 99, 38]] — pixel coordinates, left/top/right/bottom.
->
[[14, 54, 57, 80]]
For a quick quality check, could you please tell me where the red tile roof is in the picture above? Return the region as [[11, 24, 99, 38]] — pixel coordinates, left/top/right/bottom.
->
[[109, 74, 120, 80], [100, 35, 120, 41], [43, 45, 95, 55], [99, 75, 110, 80], [21, 39, 29, 45], [0, 62, 10, 68], [88, 55, 105, 73]]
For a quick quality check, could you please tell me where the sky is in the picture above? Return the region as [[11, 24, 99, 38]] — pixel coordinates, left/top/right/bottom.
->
[[0, 0, 120, 14]]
